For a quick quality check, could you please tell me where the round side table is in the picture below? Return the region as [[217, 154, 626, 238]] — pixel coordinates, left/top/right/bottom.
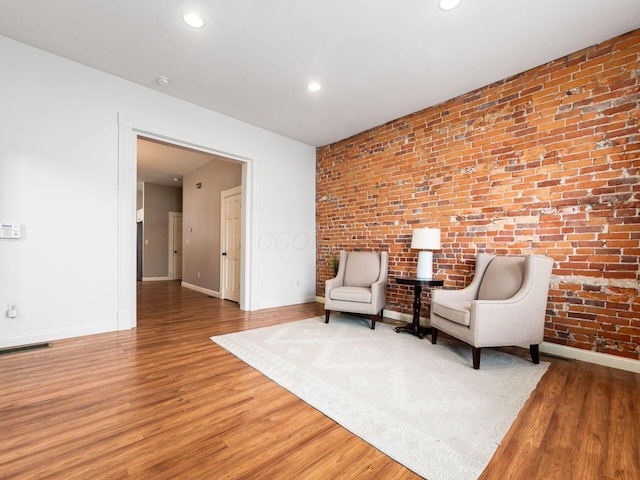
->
[[395, 277, 444, 339]]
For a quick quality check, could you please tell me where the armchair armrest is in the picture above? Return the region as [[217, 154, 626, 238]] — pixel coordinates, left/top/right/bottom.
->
[[325, 276, 344, 292], [325, 250, 348, 293], [370, 277, 387, 301], [470, 297, 545, 346], [370, 251, 389, 306]]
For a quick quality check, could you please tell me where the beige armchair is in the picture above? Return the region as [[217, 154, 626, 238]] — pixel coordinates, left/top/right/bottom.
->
[[324, 250, 388, 330], [430, 253, 553, 369]]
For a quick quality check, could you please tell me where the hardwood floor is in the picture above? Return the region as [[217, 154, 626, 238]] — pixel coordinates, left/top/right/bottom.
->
[[1, 281, 638, 479]]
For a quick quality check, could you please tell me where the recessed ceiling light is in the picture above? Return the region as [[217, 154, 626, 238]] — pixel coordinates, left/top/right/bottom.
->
[[156, 75, 172, 86], [183, 11, 205, 28], [438, 0, 462, 11], [307, 82, 322, 92]]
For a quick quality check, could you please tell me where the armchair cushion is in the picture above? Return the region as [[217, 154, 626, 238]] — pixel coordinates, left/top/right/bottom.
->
[[343, 252, 381, 287], [329, 286, 372, 303], [431, 300, 472, 326], [477, 256, 525, 301]]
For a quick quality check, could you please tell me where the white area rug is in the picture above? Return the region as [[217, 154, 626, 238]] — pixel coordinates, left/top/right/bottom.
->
[[211, 314, 549, 479]]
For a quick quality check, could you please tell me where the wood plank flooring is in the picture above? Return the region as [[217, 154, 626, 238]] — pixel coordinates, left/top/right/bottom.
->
[[1, 280, 638, 479]]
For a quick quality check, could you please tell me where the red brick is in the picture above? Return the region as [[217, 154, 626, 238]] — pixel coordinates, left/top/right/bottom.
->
[[317, 29, 640, 361]]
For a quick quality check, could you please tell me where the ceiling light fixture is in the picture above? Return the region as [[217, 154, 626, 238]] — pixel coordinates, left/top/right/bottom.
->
[[307, 82, 322, 92], [438, 0, 462, 11], [183, 11, 205, 28], [156, 75, 172, 86]]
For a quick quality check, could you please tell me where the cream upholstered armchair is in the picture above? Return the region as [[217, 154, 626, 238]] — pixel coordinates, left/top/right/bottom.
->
[[430, 253, 554, 369], [324, 250, 388, 330]]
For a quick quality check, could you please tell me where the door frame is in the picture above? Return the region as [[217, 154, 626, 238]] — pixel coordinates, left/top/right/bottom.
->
[[117, 113, 256, 330], [168, 212, 183, 281]]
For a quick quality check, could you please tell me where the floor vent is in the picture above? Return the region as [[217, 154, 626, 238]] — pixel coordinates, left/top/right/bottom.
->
[[0, 342, 52, 356]]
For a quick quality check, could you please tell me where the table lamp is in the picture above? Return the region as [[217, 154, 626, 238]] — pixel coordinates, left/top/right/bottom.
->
[[410, 228, 441, 278]]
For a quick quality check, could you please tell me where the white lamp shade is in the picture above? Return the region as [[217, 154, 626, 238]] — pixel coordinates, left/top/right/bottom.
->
[[410, 228, 441, 250]]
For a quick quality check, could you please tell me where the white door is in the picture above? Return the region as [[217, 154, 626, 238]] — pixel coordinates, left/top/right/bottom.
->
[[221, 186, 241, 302], [169, 212, 183, 280]]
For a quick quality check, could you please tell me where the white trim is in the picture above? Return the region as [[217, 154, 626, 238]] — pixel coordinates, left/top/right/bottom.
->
[[244, 158, 258, 311], [117, 113, 135, 331], [118, 113, 257, 331], [539, 342, 640, 374], [0, 322, 116, 349], [383, 309, 416, 324], [182, 281, 220, 298], [142, 276, 171, 281], [316, 296, 640, 374]]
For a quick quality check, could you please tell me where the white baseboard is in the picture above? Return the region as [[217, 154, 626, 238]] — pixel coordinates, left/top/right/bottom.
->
[[256, 295, 318, 310], [381, 309, 416, 324], [316, 297, 640, 374], [539, 342, 640, 374], [0, 322, 116, 349], [142, 276, 170, 281], [182, 282, 219, 298]]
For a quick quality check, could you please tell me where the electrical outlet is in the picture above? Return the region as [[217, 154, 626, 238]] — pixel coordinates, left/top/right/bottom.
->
[[7, 304, 18, 318]]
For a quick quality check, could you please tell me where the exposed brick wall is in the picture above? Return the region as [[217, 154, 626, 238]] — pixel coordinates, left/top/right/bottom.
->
[[316, 29, 640, 360]]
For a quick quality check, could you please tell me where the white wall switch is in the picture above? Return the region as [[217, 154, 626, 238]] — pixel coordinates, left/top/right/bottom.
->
[[7, 304, 18, 318]]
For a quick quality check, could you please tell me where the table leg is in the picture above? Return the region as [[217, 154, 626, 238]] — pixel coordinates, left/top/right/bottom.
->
[[395, 285, 430, 339]]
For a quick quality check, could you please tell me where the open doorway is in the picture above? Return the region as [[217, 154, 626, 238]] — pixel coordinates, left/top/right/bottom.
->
[[137, 136, 243, 298], [117, 119, 252, 329]]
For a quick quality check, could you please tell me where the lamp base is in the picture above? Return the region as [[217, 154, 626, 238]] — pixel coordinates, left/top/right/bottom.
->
[[416, 251, 433, 279]]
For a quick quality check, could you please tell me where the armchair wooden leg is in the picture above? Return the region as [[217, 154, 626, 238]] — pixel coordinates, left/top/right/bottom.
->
[[431, 327, 438, 345], [369, 309, 384, 330], [325, 310, 330, 324], [472, 347, 481, 370], [530, 344, 540, 364]]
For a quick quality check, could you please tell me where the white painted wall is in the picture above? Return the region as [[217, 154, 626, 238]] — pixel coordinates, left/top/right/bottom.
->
[[0, 35, 317, 348]]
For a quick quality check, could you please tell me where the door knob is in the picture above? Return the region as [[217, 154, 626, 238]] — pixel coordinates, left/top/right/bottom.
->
[[222, 252, 227, 256]]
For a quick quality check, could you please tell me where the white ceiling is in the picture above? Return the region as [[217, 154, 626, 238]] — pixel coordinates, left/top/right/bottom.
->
[[137, 137, 236, 188], [0, 1, 639, 148]]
